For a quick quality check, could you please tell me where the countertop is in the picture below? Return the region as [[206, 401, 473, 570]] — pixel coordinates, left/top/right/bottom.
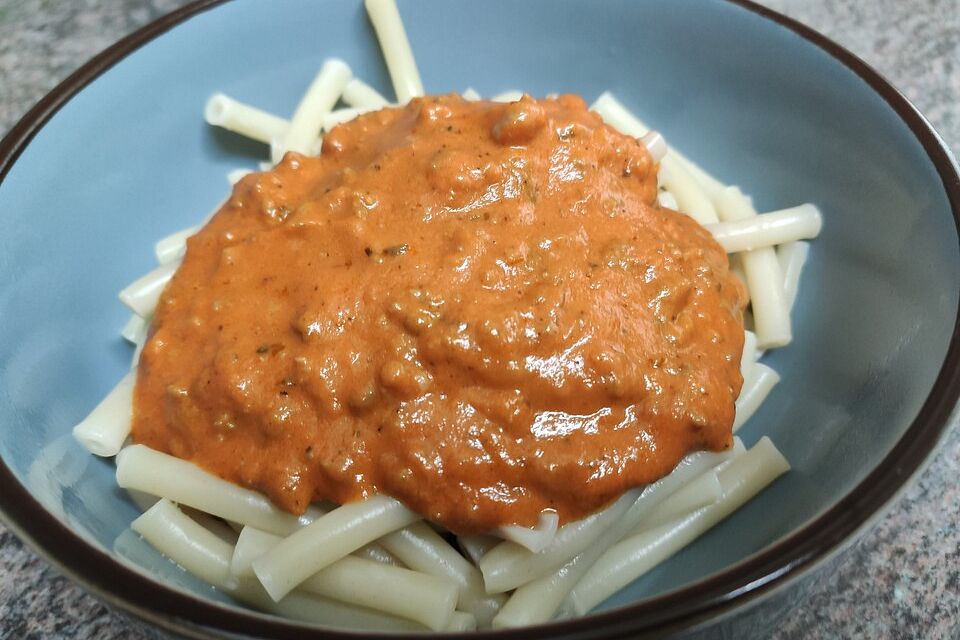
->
[[0, 0, 957, 638]]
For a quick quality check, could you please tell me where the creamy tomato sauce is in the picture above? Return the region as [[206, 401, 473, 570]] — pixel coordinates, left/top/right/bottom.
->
[[132, 94, 746, 534]]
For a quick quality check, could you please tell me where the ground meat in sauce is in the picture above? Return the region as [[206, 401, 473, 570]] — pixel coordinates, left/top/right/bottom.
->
[[131, 94, 746, 534]]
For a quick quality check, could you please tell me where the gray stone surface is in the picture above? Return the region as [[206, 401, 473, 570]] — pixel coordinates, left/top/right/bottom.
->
[[0, 0, 957, 638]]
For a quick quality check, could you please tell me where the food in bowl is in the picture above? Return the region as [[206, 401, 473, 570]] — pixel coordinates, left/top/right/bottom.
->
[[71, 0, 822, 632]]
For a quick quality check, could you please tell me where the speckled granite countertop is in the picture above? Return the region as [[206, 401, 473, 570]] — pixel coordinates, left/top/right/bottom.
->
[[0, 1, 957, 638]]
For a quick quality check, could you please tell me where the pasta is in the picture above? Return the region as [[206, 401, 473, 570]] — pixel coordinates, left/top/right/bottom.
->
[[278, 58, 351, 156], [72, 370, 135, 457], [364, 0, 423, 103], [705, 204, 822, 253], [565, 437, 790, 615], [117, 445, 312, 536], [234, 525, 460, 630], [203, 93, 290, 145], [153, 225, 198, 264], [252, 495, 419, 601], [488, 445, 742, 628], [341, 78, 390, 109], [715, 186, 793, 348], [478, 448, 737, 595], [70, 0, 822, 631], [779, 240, 812, 311], [117, 260, 177, 318], [376, 522, 508, 627]]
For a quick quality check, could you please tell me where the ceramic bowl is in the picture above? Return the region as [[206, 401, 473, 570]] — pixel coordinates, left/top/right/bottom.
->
[[0, 0, 957, 637]]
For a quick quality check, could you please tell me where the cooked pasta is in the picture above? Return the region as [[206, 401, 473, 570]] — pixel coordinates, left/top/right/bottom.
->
[[71, 0, 821, 631]]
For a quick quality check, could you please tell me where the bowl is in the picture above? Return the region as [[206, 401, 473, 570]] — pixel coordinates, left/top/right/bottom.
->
[[0, 0, 958, 637]]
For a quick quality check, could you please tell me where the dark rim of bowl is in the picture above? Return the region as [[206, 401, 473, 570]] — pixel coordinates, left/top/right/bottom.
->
[[0, 0, 958, 638]]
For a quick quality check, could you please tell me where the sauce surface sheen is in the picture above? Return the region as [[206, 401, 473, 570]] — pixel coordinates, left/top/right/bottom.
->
[[132, 94, 746, 533]]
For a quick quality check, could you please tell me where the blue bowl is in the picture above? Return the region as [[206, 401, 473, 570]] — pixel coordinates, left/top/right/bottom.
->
[[0, 0, 957, 637]]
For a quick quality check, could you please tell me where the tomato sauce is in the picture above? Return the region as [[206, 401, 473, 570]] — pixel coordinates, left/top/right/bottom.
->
[[132, 94, 746, 533]]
